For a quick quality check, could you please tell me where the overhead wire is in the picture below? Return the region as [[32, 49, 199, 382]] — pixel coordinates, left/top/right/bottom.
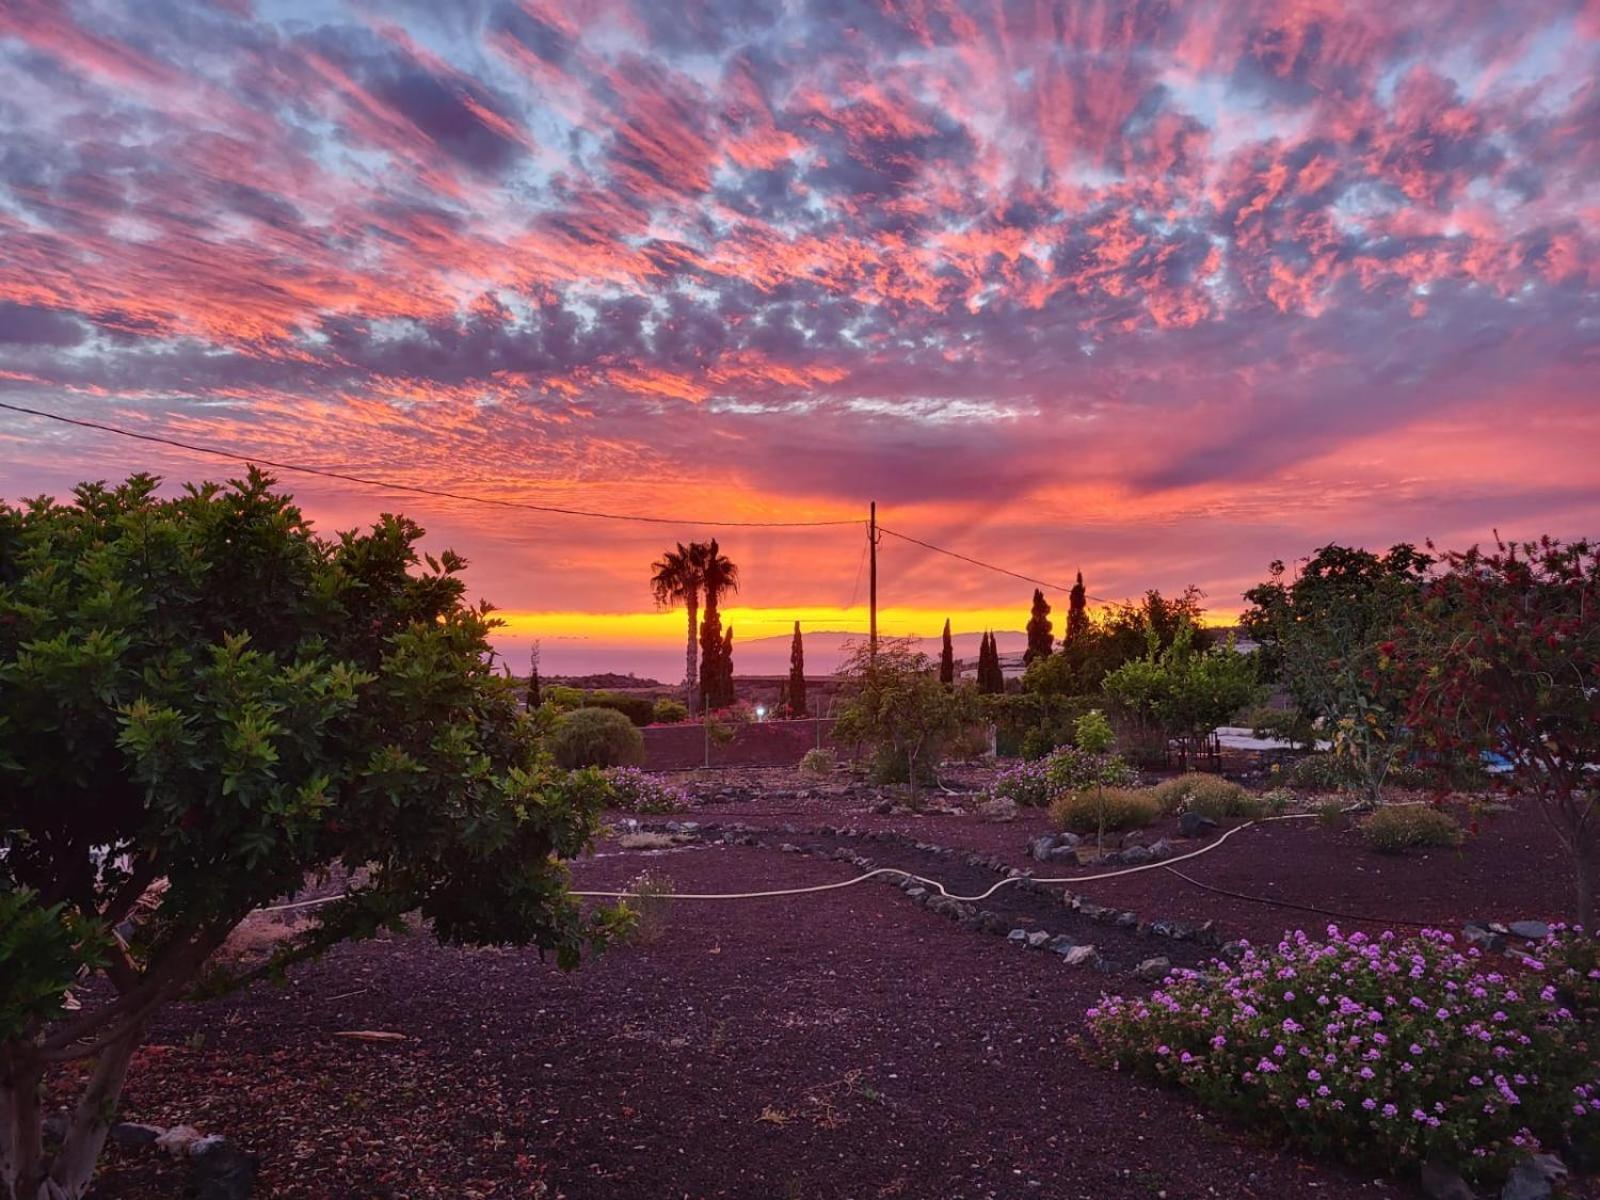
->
[[0, 402, 861, 530], [877, 524, 1122, 604], [6, 402, 1150, 612]]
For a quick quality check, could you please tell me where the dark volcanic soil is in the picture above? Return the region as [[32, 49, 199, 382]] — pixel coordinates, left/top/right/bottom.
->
[[77, 777, 1585, 1200]]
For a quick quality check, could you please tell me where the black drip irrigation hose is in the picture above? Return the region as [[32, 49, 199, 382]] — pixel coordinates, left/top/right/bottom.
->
[[1158, 864, 1439, 929]]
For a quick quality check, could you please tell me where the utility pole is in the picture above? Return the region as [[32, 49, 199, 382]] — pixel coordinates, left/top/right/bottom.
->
[[868, 501, 878, 659]]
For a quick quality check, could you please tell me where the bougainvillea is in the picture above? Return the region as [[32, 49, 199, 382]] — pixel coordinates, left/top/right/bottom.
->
[[1086, 926, 1600, 1184]]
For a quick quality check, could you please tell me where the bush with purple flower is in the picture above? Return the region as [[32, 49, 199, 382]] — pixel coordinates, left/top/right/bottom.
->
[[1086, 925, 1600, 1184], [990, 745, 1136, 807]]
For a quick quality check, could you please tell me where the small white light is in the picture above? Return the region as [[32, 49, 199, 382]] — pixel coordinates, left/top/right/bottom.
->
[[755, 705, 767, 719]]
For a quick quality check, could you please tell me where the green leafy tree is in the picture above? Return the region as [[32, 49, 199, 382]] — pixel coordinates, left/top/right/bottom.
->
[[0, 473, 619, 1199], [939, 618, 955, 687], [1073, 708, 1118, 848], [1024, 589, 1054, 663], [833, 638, 975, 806], [1026, 587, 1209, 699], [788, 621, 807, 717], [1242, 544, 1433, 804], [1102, 624, 1261, 768], [1389, 537, 1600, 927]]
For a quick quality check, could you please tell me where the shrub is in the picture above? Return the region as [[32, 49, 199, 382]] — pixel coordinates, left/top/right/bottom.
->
[[1018, 725, 1058, 761], [989, 758, 1053, 807], [945, 722, 993, 761], [550, 707, 645, 769], [798, 748, 836, 777], [1546, 927, 1600, 1024], [1289, 753, 1353, 791], [621, 868, 675, 946], [1313, 798, 1348, 829], [652, 698, 690, 724], [1361, 804, 1463, 853], [1043, 745, 1138, 792], [1152, 773, 1264, 820], [1049, 787, 1162, 834], [1260, 787, 1295, 814], [1086, 926, 1600, 1186], [990, 746, 1136, 809], [602, 766, 687, 813], [583, 691, 657, 726]]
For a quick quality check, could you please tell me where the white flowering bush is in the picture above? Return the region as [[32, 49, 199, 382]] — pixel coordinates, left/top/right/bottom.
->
[[1086, 926, 1600, 1184], [601, 767, 689, 813]]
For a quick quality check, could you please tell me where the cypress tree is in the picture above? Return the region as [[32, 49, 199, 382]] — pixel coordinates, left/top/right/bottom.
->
[[526, 644, 542, 709], [699, 601, 723, 711], [720, 624, 736, 707], [1024, 588, 1053, 662], [788, 621, 807, 716], [978, 631, 1005, 694], [1066, 571, 1089, 645], [939, 617, 954, 686]]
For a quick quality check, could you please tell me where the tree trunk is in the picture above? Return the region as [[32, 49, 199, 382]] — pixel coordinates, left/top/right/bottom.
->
[[45, 1019, 147, 1200], [1576, 843, 1595, 934], [685, 598, 699, 711], [1, 1044, 47, 1200]]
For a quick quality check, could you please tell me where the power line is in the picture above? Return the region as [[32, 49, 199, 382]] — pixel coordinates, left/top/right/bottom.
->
[[3, 401, 1136, 605], [877, 524, 1119, 603], [0, 401, 861, 530]]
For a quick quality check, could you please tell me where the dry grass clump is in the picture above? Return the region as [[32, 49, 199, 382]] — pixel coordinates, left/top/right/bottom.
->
[[1152, 773, 1262, 818], [1049, 787, 1162, 834], [1362, 804, 1464, 853], [621, 868, 676, 944]]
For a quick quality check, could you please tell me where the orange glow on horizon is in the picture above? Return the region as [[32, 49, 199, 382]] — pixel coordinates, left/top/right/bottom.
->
[[491, 603, 1242, 647]]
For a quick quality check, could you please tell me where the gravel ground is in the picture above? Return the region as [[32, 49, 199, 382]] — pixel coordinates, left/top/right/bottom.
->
[[72, 772, 1586, 1200]]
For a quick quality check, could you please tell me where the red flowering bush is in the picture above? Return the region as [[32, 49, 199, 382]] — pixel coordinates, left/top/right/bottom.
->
[[1386, 537, 1600, 926]]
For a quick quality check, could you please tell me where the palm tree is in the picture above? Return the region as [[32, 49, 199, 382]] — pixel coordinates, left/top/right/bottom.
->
[[696, 538, 740, 612], [651, 540, 740, 711], [651, 542, 701, 705]]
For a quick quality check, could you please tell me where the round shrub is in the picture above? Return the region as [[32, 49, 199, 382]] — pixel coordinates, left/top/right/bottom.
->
[[602, 766, 687, 813], [798, 748, 836, 777], [1361, 804, 1463, 853], [1153, 773, 1263, 820], [1049, 787, 1162, 834], [549, 707, 644, 769], [651, 698, 690, 724], [1086, 926, 1600, 1186]]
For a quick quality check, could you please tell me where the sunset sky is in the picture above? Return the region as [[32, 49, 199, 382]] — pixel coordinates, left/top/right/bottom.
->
[[2, 0, 1598, 678]]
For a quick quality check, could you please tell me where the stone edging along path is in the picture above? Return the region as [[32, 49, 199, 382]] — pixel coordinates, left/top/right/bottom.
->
[[617, 819, 1235, 980]]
